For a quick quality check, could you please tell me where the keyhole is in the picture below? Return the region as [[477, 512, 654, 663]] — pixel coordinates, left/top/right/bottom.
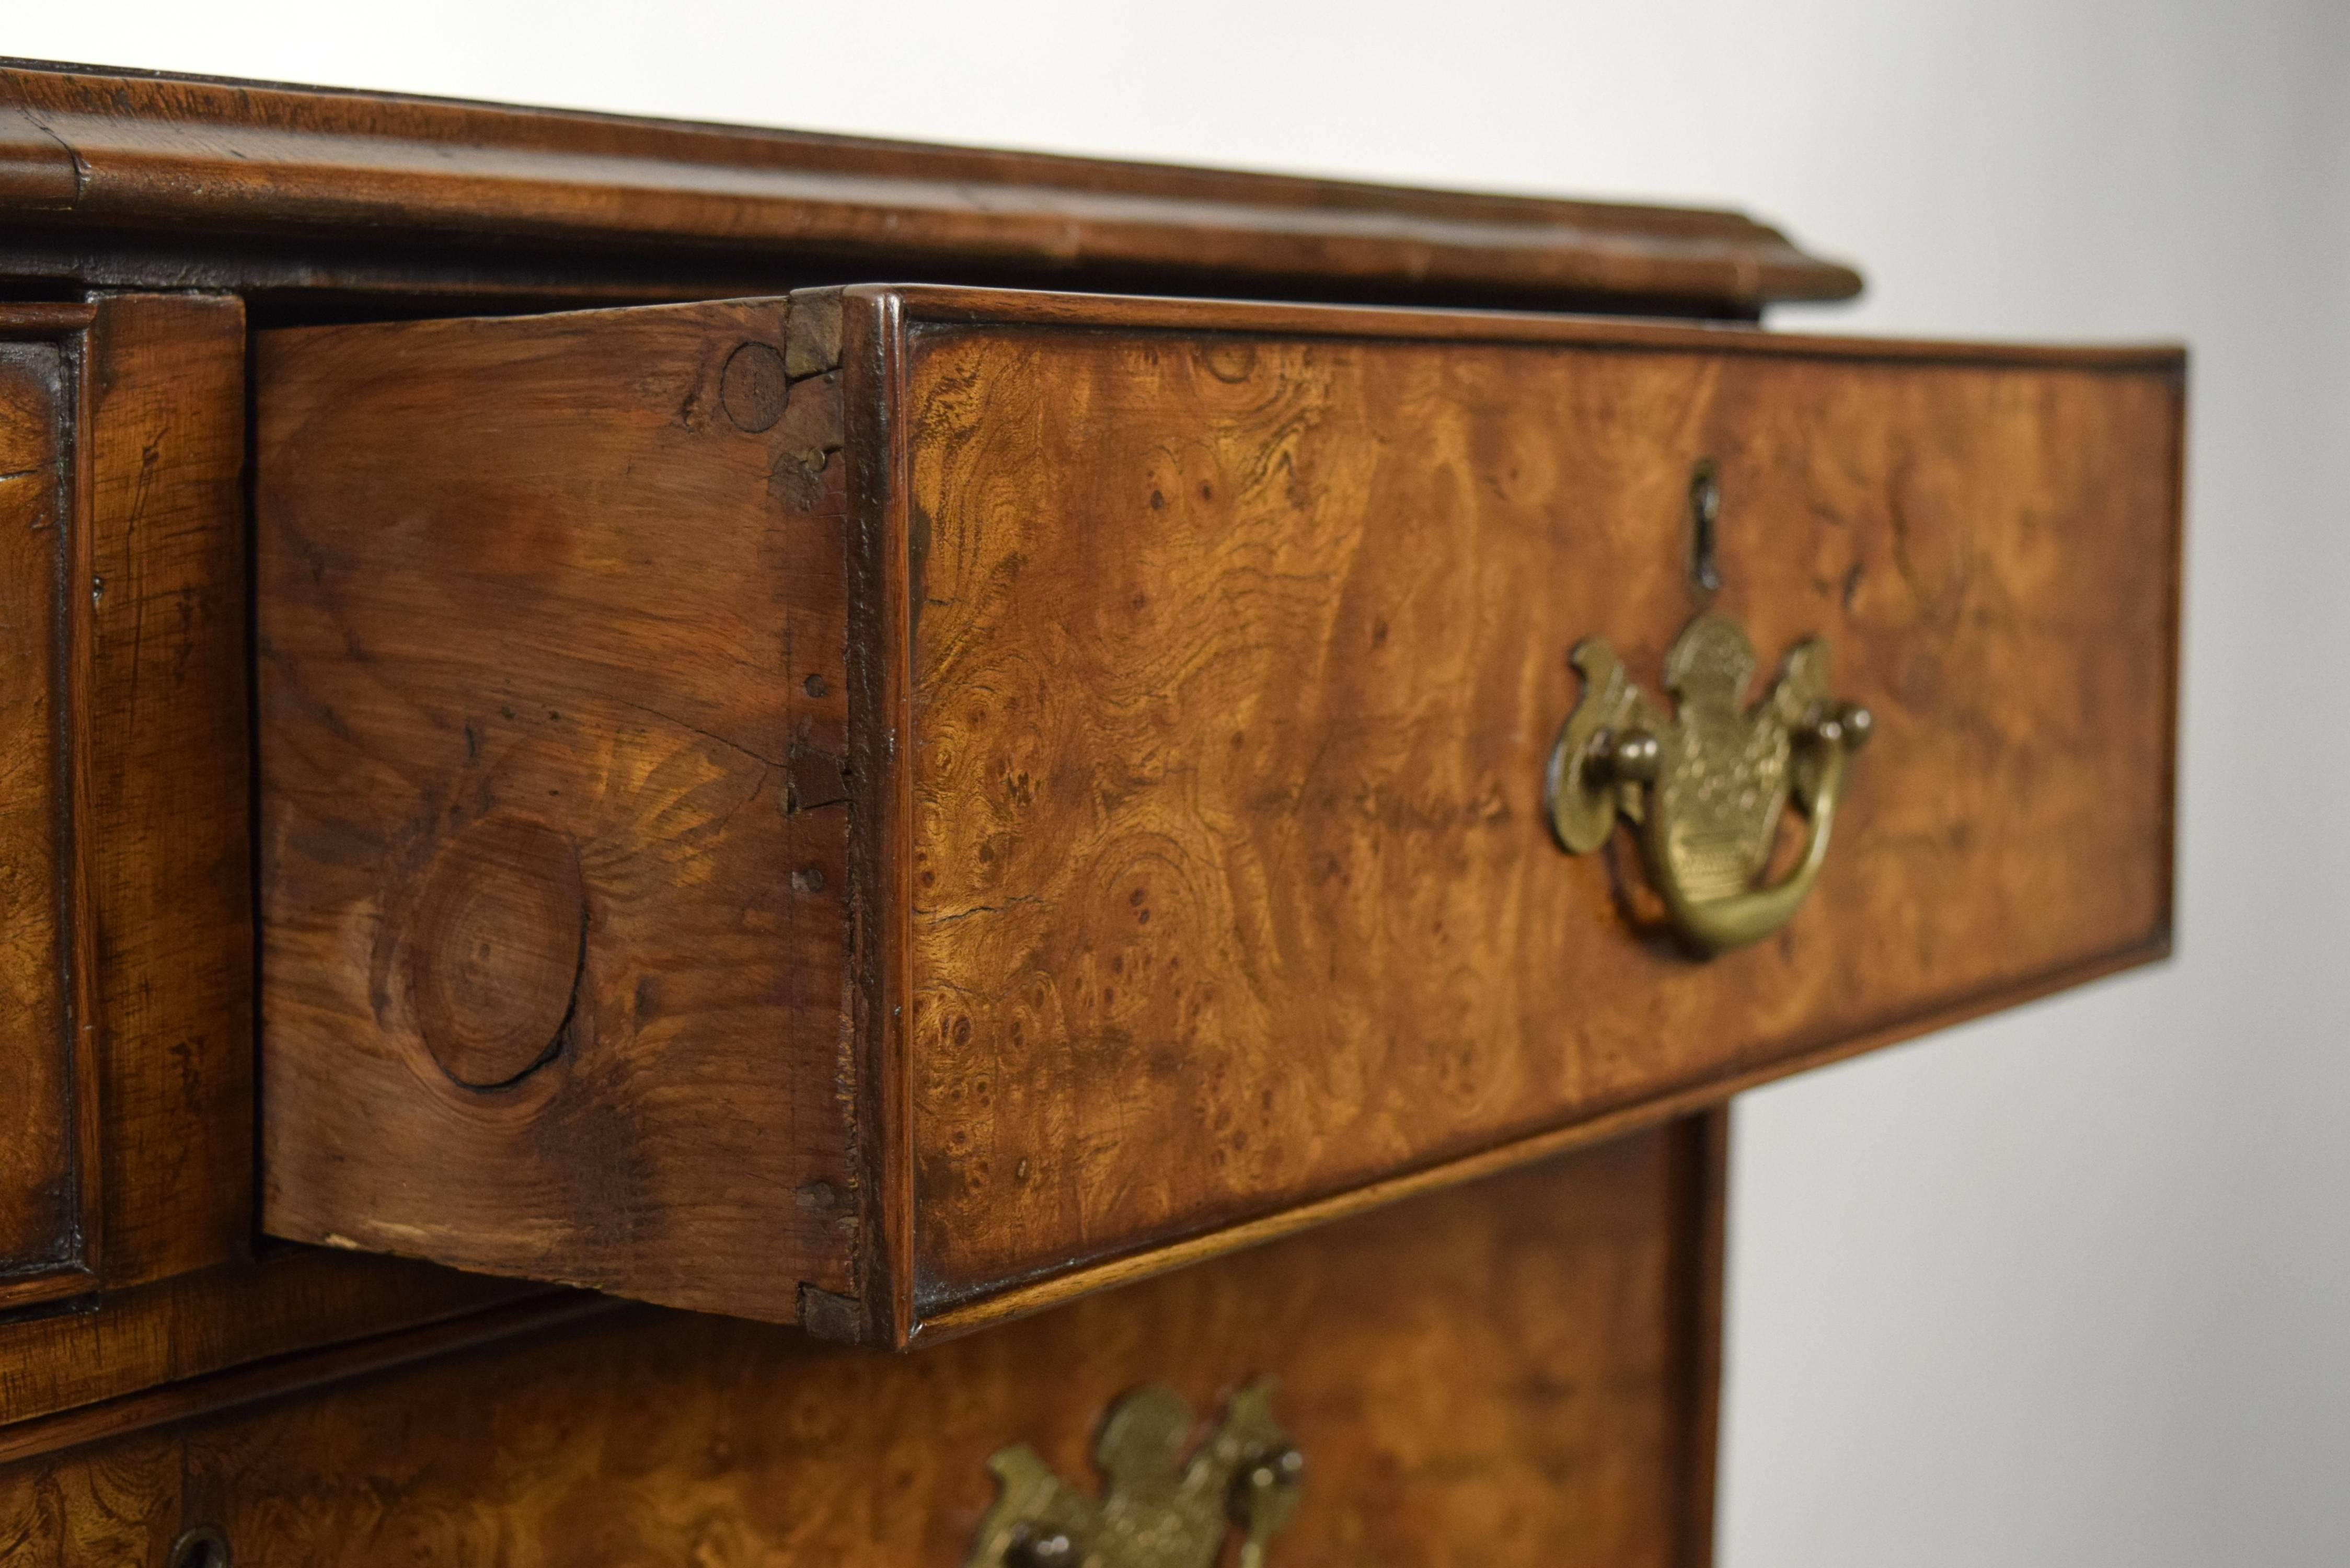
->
[[1689, 458, 1722, 595], [168, 1527, 232, 1568]]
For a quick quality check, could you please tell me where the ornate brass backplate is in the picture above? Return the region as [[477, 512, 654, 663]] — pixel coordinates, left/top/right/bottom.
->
[[1545, 610, 1871, 953], [963, 1379, 1303, 1568]]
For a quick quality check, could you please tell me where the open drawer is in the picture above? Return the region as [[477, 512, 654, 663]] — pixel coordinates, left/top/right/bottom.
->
[[256, 287, 2182, 1344]]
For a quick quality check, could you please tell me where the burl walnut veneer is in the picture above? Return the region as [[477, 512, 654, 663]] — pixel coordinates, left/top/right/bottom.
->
[[0, 57, 2183, 1568]]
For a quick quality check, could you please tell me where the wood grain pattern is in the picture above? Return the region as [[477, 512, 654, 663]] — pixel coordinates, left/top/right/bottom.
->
[[891, 288, 2182, 1315], [0, 1427, 177, 1566], [0, 294, 557, 1470], [0, 308, 88, 1308], [79, 294, 256, 1289], [905, 941, 2153, 1343], [258, 298, 860, 1324], [0, 62, 1858, 316], [6, 1120, 1724, 1568]]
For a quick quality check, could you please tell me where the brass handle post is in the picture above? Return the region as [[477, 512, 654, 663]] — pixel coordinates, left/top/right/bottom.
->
[[964, 1380, 1303, 1568]]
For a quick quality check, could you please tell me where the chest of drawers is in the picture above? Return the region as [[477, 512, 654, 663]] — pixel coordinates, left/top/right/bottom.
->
[[0, 60, 2181, 1567]]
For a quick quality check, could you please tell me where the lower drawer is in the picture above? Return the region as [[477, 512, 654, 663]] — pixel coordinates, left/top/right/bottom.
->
[[0, 1119, 1721, 1568]]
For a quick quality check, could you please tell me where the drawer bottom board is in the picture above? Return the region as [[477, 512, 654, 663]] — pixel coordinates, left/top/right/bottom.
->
[[0, 1115, 1722, 1567]]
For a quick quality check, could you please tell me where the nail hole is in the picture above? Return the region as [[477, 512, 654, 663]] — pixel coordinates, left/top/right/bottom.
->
[[169, 1527, 232, 1568], [791, 867, 827, 893], [803, 674, 828, 699]]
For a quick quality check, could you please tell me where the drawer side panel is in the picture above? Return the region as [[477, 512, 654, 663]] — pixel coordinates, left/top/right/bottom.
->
[[258, 299, 859, 1323]]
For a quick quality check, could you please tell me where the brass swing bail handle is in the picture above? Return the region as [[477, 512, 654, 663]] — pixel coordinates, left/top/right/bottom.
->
[[1545, 612, 1873, 954]]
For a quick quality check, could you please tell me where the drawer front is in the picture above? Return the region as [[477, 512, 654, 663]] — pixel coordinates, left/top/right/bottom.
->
[[891, 294, 2180, 1322], [257, 289, 2181, 1340], [5, 1121, 1722, 1568]]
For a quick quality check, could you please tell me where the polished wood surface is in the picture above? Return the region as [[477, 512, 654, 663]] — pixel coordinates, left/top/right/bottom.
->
[[0, 292, 546, 1459], [77, 295, 255, 1290], [2, 1119, 1724, 1568], [256, 286, 2181, 1343], [0, 62, 1857, 317], [0, 294, 256, 1310], [0, 304, 89, 1308], [257, 298, 859, 1324], [886, 287, 2183, 1319]]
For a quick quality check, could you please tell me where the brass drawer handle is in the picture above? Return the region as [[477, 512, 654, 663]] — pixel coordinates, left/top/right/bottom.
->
[[1546, 610, 1871, 953], [966, 1379, 1303, 1568]]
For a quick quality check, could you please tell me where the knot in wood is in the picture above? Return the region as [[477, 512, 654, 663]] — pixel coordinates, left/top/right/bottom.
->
[[407, 813, 586, 1089]]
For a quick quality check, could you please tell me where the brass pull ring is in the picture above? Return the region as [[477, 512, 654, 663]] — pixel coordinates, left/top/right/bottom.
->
[[1546, 612, 1871, 954]]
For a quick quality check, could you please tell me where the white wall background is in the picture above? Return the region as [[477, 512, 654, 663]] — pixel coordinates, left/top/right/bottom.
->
[[17, 5, 2350, 1562]]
